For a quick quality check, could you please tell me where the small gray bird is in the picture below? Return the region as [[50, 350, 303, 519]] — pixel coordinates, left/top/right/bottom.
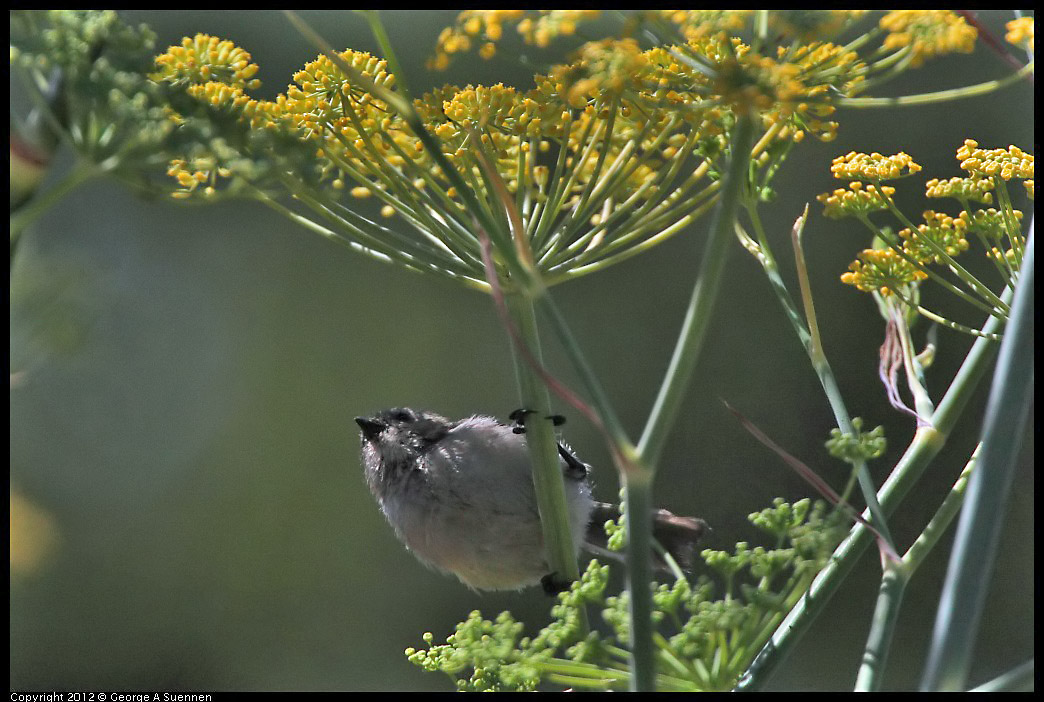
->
[[355, 407, 707, 592]]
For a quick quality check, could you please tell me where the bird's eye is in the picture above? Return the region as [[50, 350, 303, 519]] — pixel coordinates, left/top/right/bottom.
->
[[390, 409, 413, 423]]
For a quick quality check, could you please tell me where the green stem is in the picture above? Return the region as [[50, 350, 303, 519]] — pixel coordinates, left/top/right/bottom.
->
[[547, 195, 719, 284], [10, 159, 96, 239], [743, 206, 895, 546], [258, 189, 488, 292], [837, 61, 1034, 107], [837, 465, 861, 505], [888, 292, 1003, 340], [506, 293, 585, 598], [534, 274, 664, 695], [523, 293, 661, 691], [902, 444, 979, 575], [735, 284, 1012, 691], [992, 176, 1025, 267], [854, 561, 909, 691], [786, 206, 895, 549], [359, 10, 411, 102], [921, 225, 1034, 692], [857, 46, 915, 90], [623, 470, 656, 691], [734, 220, 810, 348], [637, 112, 756, 470]]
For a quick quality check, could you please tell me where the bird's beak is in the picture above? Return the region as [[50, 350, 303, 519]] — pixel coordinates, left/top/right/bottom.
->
[[355, 415, 385, 440]]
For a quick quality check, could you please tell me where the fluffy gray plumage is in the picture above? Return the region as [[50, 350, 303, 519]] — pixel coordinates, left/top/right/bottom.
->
[[356, 408, 705, 591]]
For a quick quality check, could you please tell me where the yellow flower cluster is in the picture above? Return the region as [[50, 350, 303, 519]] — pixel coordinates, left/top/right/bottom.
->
[[549, 38, 648, 108], [989, 246, 1020, 265], [786, 40, 866, 95], [956, 139, 1034, 181], [834, 140, 1031, 304], [818, 182, 896, 219], [841, 248, 928, 296], [773, 41, 866, 141], [156, 35, 741, 242], [430, 10, 525, 69], [669, 36, 863, 142], [182, 81, 285, 131], [661, 10, 752, 41], [430, 10, 599, 69], [284, 50, 396, 128], [714, 53, 802, 114], [830, 151, 921, 181], [517, 10, 600, 48], [899, 210, 970, 264], [441, 83, 540, 133], [166, 157, 232, 199], [153, 36, 279, 198], [924, 176, 993, 204], [961, 208, 1026, 265], [151, 33, 261, 90], [429, 10, 866, 145], [958, 207, 1023, 235], [277, 50, 432, 190], [1005, 17, 1034, 52], [879, 10, 977, 66]]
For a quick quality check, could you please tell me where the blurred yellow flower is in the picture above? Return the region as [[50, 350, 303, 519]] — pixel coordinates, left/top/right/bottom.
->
[[10, 491, 59, 576]]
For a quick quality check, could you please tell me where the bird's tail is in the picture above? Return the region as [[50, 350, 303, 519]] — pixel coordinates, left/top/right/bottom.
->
[[584, 501, 708, 572]]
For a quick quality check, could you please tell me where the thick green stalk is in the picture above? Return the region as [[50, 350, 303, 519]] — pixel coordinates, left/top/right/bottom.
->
[[902, 445, 979, 575], [637, 112, 756, 469], [854, 561, 909, 691], [535, 280, 660, 692], [735, 284, 1012, 691], [623, 469, 656, 692], [506, 293, 584, 592], [524, 295, 664, 689], [921, 227, 1034, 692]]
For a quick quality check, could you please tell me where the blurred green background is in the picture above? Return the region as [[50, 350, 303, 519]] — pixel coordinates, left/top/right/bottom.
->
[[10, 11, 1033, 691]]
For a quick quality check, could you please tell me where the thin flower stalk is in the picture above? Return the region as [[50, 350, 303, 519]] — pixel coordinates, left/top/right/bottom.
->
[[740, 205, 896, 549], [879, 195, 1009, 314], [855, 219, 995, 320], [902, 444, 979, 576], [838, 61, 1034, 107]]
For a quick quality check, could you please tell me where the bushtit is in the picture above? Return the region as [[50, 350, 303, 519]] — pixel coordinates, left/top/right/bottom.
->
[[355, 407, 707, 592]]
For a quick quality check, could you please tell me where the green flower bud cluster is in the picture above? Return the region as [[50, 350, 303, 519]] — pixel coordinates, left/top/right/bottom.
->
[[406, 498, 845, 691]]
